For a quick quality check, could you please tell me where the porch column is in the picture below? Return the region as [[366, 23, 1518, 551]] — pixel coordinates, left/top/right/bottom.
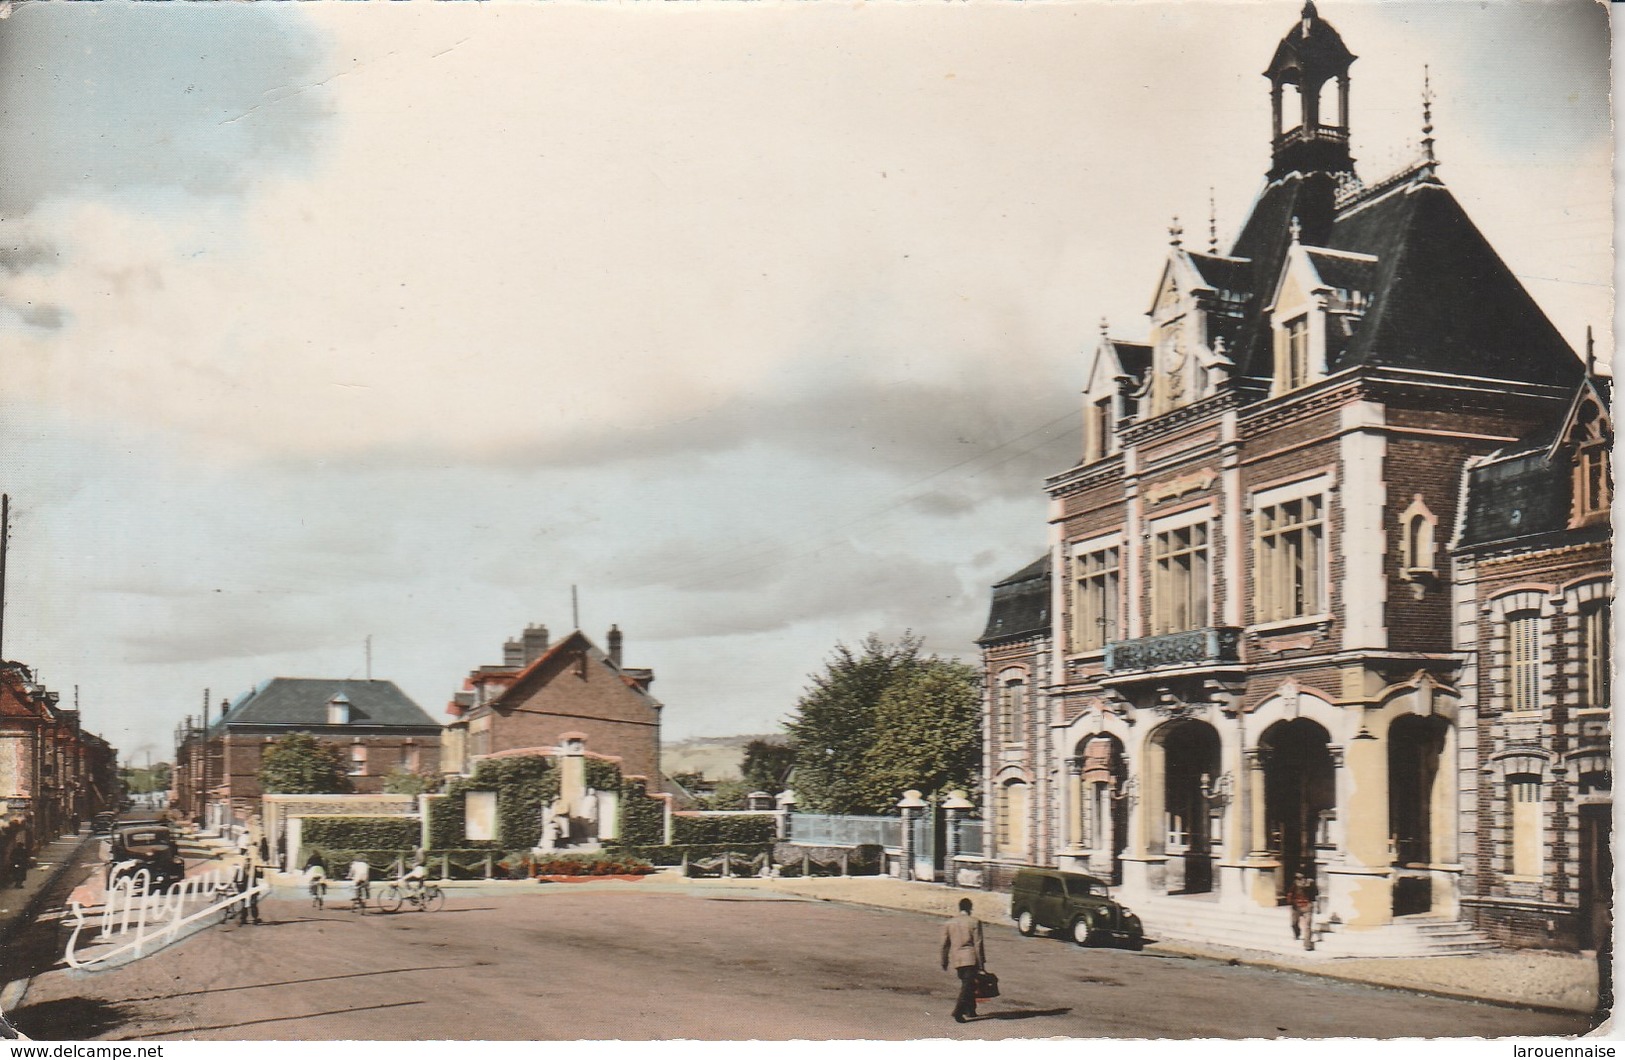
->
[[1328, 724, 1391, 929], [1431, 722, 1460, 917], [1242, 747, 1277, 907]]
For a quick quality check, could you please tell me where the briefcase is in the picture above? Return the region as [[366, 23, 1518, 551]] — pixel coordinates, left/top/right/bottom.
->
[[973, 969, 1000, 1000]]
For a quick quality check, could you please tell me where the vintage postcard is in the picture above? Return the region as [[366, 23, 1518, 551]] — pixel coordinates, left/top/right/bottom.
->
[[0, 0, 1611, 1051]]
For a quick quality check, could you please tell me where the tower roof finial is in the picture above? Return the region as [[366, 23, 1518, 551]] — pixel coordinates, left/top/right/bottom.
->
[[1289, 215, 1302, 245], [1208, 189, 1218, 253], [1420, 64, 1437, 167]]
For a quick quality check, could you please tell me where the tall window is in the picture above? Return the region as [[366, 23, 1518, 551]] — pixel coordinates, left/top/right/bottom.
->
[[1581, 602, 1612, 709], [1152, 522, 1209, 635], [998, 779, 1029, 858], [1003, 678, 1027, 746], [404, 743, 422, 773], [1089, 397, 1113, 461], [1508, 774, 1543, 877], [349, 744, 369, 777], [1508, 612, 1542, 714], [1281, 316, 1310, 391], [1256, 496, 1325, 622], [1073, 547, 1120, 651]]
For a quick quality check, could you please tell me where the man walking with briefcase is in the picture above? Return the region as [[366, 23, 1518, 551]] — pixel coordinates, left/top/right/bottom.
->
[[941, 897, 987, 1023]]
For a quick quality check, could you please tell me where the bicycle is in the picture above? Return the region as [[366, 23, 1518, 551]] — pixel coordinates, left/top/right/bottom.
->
[[349, 878, 371, 913], [308, 875, 328, 910], [377, 879, 444, 913]]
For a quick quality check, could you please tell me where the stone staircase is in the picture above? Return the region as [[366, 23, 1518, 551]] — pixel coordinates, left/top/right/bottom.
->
[[1131, 892, 1498, 959]]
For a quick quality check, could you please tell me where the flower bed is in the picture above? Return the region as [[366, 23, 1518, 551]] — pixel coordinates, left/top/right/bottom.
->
[[530, 854, 655, 878], [536, 873, 651, 883]]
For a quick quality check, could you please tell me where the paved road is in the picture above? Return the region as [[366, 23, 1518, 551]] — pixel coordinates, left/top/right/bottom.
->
[[11, 889, 1592, 1040]]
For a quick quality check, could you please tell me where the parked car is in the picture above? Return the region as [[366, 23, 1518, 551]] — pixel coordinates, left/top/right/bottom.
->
[[91, 812, 117, 836], [107, 824, 185, 890], [1010, 867, 1144, 949]]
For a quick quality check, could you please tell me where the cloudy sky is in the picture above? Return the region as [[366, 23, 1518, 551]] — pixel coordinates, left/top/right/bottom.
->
[[0, 0, 1610, 766]]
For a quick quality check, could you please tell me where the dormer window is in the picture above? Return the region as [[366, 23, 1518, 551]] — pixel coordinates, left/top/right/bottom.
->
[[1575, 439, 1611, 524], [1281, 315, 1310, 391], [327, 694, 351, 726]]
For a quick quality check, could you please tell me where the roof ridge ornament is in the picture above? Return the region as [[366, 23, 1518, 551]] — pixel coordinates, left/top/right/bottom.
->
[[1289, 215, 1302, 244], [1169, 216, 1183, 249], [1208, 189, 1218, 253]]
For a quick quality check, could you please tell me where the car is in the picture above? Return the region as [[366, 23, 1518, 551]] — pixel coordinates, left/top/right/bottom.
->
[[1009, 867, 1144, 949], [91, 812, 117, 836], [107, 824, 186, 891]]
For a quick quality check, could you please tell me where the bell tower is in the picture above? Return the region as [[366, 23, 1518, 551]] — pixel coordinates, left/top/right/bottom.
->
[[1265, 2, 1356, 182]]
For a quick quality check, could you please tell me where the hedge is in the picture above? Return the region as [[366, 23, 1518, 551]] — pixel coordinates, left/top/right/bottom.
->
[[672, 814, 776, 846], [620, 777, 665, 846], [428, 755, 560, 850], [584, 757, 624, 793], [301, 817, 419, 852]]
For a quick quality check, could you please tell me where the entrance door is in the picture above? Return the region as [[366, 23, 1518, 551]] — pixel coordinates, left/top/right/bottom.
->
[[1261, 719, 1335, 893], [1162, 721, 1220, 895], [1579, 804, 1613, 950]]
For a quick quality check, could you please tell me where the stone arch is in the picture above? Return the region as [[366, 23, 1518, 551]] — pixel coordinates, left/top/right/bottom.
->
[[1148, 717, 1222, 894], [1258, 716, 1335, 889], [1072, 731, 1129, 883], [1249, 677, 1342, 735]]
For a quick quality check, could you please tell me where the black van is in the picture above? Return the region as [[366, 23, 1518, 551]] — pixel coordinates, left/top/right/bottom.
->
[[1010, 867, 1144, 948]]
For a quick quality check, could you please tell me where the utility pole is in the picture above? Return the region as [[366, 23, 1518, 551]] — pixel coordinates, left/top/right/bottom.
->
[[572, 585, 579, 630], [200, 689, 210, 826], [0, 493, 10, 662]]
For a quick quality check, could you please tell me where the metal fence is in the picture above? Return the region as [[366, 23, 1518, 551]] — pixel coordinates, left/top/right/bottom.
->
[[954, 818, 984, 857], [789, 813, 901, 849]]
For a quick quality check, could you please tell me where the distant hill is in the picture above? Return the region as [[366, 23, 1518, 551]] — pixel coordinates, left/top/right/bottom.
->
[[663, 733, 785, 782]]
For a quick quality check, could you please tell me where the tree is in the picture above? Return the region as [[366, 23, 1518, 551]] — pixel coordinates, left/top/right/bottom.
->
[[258, 733, 352, 794], [860, 659, 982, 812], [740, 739, 795, 796], [784, 633, 980, 814]]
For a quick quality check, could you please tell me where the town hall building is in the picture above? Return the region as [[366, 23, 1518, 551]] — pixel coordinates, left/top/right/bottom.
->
[[978, 3, 1609, 954]]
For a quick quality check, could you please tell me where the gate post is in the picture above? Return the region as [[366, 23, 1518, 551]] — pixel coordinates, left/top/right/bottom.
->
[[942, 790, 974, 889], [896, 790, 927, 882]]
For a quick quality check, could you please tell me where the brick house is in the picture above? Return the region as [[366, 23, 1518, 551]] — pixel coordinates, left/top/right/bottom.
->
[[977, 3, 1595, 951], [175, 678, 442, 828], [441, 624, 663, 790], [1453, 375, 1612, 950], [0, 663, 119, 871]]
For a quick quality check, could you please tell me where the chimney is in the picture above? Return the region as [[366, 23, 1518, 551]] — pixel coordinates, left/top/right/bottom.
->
[[607, 624, 623, 668], [503, 637, 524, 668], [522, 623, 550, 664]]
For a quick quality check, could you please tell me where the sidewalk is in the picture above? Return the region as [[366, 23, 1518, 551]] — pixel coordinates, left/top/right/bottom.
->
[[0, 832, 98, 949]]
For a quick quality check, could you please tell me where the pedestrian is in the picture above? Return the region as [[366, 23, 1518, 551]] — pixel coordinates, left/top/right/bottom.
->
[[940, 897, 986, 1023], [7, 845, 26, 889], [1289, 873, 1316, 950], [235, 849, 264, 926]]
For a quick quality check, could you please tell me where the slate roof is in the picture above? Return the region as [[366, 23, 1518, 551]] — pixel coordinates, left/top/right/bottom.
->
[[1221, 169, 1581, 389], [213, 678, 441, 734], [977, 555, 1051, 645], [1304, 247, 1377, 294], [1185, 253, 1253, 297], [1457, 377, 1610, 550]]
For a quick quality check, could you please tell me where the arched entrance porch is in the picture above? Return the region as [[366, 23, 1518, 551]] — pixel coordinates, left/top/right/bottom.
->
[[1154, 720, 1221, 895], [1073, 733, 1127, 884], [1388, 714, 1449, 915], [1260, 718, 1335, 897]]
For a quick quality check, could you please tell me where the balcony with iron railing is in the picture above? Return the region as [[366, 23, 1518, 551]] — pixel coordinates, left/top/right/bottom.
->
[[1103, 627, 1243, 675]]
